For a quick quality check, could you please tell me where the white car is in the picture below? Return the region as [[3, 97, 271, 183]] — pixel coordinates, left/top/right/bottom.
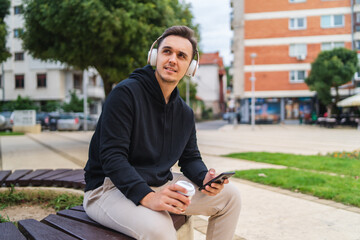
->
[[56, 114, 81, 131]]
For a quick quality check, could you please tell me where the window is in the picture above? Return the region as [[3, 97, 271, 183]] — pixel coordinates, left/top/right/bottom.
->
[[357, 13, 360, 23], [289, 44, 307, 57], [37, 73, 46, 88], [15, 74, 24, 89], [13, 28, 23, 38], [73, 74, 82, 90], [290, 70, 306, 83], [321, 42, 345, 51], [289, 17, 306, 30], [289, 0, 306, 2], [356, 40, 360, 50], [14, 52, 24, 61], [321, 15, 344, 28], [14, 6, 23, 15]]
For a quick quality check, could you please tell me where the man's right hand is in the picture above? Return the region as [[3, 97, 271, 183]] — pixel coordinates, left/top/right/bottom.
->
[[140, 184, 191, 214]]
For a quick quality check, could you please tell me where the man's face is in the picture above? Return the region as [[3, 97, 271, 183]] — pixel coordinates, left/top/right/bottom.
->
[[155, 35, 193, 85]]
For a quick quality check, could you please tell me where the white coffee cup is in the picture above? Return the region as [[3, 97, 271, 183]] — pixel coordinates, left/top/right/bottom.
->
[[175, 180, 195, 199]]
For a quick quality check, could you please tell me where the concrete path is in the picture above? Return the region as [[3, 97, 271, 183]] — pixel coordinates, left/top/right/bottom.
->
[[1, 124, 360, 239]]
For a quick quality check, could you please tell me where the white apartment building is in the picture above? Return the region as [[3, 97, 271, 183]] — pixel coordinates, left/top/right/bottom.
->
[[0, 0, 105, 115], [194, 52, 227, 116]]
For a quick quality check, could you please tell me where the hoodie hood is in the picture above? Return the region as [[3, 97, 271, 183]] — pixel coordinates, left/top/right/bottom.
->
[[129, 65, 179, 105]]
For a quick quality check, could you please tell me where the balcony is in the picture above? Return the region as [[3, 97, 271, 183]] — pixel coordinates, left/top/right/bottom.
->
[[87, 85, 105, 99]]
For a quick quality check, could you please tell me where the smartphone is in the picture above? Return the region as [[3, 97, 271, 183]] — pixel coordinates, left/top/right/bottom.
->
[[198, 171, 235, 191]]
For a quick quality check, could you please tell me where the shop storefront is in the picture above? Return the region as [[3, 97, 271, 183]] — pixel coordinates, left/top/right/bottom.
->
[[241, 97, 315, 124], [284, 97, 312, 121]]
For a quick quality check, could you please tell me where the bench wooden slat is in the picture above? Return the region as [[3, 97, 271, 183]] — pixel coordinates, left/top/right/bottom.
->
[[40, 170, 81, 186], [60, 176, 85, 188], [5, 170, 33, 187], [69, 205, 85, 212], [0, 222, 26, 240], [52, 170, 84, 188], [0, 170, 11, 186], [42, 214, 134, 240], [17, 169, 52, 186], [76, 179, 86, 189], [57, 209, 100, 227], [58, 207, 186, 231], [18, 219, 76, 240], [47, 169, 83, 181], [31, 169, 72, 186]]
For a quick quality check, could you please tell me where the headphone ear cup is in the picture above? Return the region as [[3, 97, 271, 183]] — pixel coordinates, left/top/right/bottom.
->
[[186, 60, 198, 77], [148, 48, 157, 66]]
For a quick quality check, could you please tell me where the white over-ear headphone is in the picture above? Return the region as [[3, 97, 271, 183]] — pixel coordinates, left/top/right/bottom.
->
[[147, 36, 200, 77]]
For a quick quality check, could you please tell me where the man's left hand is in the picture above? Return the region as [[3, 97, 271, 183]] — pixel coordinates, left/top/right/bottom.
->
[[200, 168, 229, 196]]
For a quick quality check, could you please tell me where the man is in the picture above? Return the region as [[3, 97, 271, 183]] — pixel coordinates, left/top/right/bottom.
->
[[83, 26, 241, 240]]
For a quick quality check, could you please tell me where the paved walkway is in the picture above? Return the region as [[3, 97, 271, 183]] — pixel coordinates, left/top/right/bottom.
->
[[1, 124, 360, 240]]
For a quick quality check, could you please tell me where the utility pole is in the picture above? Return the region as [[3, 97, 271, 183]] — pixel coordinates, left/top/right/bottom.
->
[[83, 70, 88, 131], [1, 62, 4, 102], [186, 76, 190, 106], [250, 53, 257, 130]]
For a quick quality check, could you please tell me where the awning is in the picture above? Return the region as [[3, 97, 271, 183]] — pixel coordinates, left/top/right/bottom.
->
[[337, 93, 360, 107]]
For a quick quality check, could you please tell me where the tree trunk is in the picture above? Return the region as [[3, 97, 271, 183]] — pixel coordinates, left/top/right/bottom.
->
[[96, 68, 115, 98], [327, 105, 332, 118], [103, 78, 113, 97], [335, 86, 340, 104]]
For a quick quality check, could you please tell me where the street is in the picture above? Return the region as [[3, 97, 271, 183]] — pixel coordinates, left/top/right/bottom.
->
[[1, 123, 360, 240]]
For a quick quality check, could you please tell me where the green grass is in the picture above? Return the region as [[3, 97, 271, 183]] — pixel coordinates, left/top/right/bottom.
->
[[0, 132, 24, 136], [225, 152, 360, 177], [0, 186, 83, 223], [225, 152, 360, 207], [236, 169, 360, 207]]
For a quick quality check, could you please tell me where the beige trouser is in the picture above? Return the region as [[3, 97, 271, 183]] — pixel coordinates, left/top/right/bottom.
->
[[83, 173, 241, 240]]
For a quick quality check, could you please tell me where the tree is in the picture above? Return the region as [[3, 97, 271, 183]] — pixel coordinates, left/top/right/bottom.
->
[[177, 77, 197, 106], [22, 0, 198, 96], [0, 0, 11, 62], [305, 48, 358, 114], [62, 91, 84, 113], [1, 95, 39, 111], [42, 100, 60, 112]]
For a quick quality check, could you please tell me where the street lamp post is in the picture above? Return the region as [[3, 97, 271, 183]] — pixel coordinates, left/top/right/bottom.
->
[[83, 69, 88, 131], [1, 62, 4, 102], [250, 53, 257, 130]]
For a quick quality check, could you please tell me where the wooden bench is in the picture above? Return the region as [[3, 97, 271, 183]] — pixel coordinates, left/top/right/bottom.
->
[[0, 169, 191, 240]]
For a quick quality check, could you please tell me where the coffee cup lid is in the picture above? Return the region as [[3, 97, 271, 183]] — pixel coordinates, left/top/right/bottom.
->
[[176, 180, 195, 197]]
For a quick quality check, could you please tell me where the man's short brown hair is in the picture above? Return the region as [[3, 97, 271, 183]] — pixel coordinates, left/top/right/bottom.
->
[[157, 26, 198, 59]]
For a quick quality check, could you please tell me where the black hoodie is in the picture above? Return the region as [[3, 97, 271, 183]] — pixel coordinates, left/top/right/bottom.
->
[[84, 65, 208, 205]]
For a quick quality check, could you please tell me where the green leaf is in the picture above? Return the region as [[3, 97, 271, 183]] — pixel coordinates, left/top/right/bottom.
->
[[22, 0, 199, 97], [305, 48, 358, 107]]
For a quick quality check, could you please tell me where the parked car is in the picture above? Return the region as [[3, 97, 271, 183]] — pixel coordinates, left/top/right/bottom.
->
[[48, 112, 61, 131], [78, 115, 98, 131], [36, 112, 50, 129], [0, 111, 13, 131], [57, 114, 81, 131]]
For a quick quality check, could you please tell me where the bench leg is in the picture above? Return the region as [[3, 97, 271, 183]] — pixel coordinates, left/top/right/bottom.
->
[[176, 217, 194, 240]]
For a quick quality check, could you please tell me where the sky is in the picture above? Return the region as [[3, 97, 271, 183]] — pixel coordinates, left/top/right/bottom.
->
[[183, 0, 233, 66]]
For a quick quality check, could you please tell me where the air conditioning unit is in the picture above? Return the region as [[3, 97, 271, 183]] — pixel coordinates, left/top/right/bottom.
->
[[296, 54, 306, 61]]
